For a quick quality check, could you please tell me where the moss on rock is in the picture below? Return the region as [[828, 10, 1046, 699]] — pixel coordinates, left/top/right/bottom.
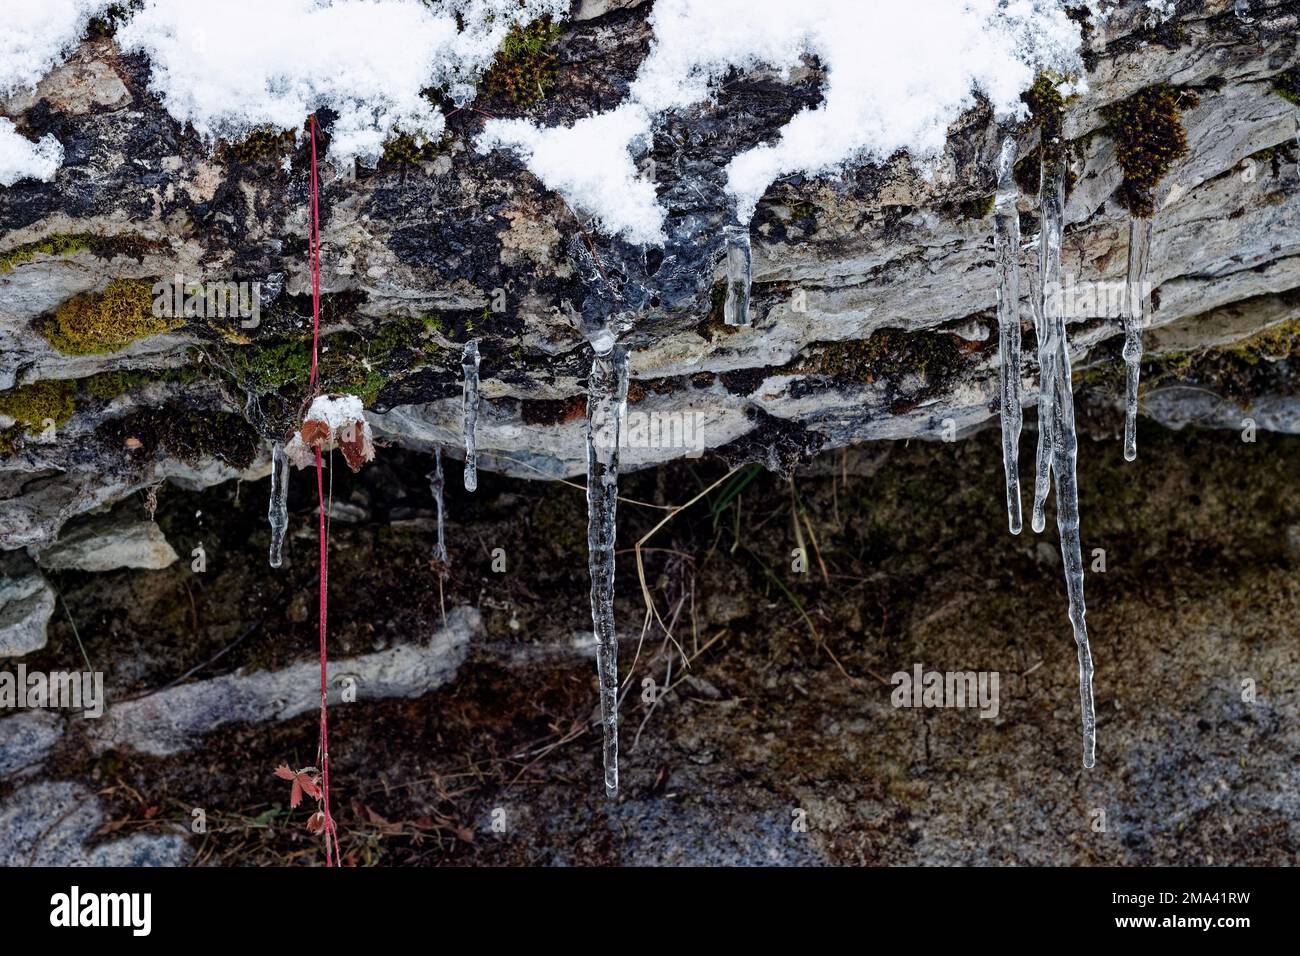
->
[[42, 279, 182, 355], [1102, 85, 1198, 219], [482, 16, 562, 108], [0, 380, 77, 432]]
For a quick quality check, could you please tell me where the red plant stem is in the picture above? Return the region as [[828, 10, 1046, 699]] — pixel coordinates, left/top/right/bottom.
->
[[308, 114, 336, 865]]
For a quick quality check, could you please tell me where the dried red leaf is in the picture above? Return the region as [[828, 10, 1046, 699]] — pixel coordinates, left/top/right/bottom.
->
[[300, 419, 332, 446], [274, 764, 296, 781], [297, 773, 322, 802], [290, 778, 304, 809], [337, 420, 374, 472], [307, 811, 327, 834]]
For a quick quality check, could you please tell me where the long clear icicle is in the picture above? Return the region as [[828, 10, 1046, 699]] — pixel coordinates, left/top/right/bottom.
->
[[1122, 217, 1152, 462], [1030, 158, 1065, 535], [461, 339, 480, 492], [267, 440, 288, 568], [723, 223, 752, 326], [994, 137, 1024, 534], [429, 447, 448, 564], [586, 344, 629, 797], [1040, 155, 1097, 769]]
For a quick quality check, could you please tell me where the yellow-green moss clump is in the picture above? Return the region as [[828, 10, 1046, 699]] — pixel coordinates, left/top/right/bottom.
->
[[0, 235, 97, 274], [483, 16, 562, 108], [42, 279, 182, 355], [1101, 85, 1198, 219], [0, 233, 166, 275], [1272, 69, 1300, 108], [223, 126, 298, 164], [0, 380, 76, 433], [380, 131, 450, 166]]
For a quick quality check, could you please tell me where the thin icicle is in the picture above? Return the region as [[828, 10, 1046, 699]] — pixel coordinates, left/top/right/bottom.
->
[[461, 339, 480, 492], [994, 136, 1024, 534], [1121, 217, 1152, 461], [1048, 282, 1098, 771], [1039, 151, 1097, 769], [429, 447, 448, 565], [1031, 156, 1066, 535], [268, 440, 288, 568], [723, 223, 752, 326], [586, 344, 629, 798]]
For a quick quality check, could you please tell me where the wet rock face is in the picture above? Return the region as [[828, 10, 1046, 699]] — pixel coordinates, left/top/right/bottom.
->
[[0, 0, 1297, 553]]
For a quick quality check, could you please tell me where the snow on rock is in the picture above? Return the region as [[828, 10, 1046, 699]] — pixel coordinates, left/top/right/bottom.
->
[[479, 0, 1084, 242], [0, 119, 63, 187], [0, 0, 109, 95], [114, 0, 567, 163], [0, 0, 109, 185]]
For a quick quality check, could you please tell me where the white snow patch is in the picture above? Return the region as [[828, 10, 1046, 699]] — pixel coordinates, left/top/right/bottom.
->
[[0, 0, 109, 95], [304, 393, 367, 432], [479, 0, 1084, 244], [114, 0, 566, 163], [0, 0, 110, 185], [0, 119, 64, 187]]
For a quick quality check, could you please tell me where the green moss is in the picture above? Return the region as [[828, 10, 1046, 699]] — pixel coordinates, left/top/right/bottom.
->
[[805, 327, 967, 389], [0, 380, 76, 433], [223, 127, 297, 164], [85, 1, 141, 39], [81, 366, 200, 401], [381, 131, 450, 166], [0, 232, 162, 274], [42, 279, 182, 355], [219, 316, 439, 414], [1022, 74, 1068, 162], [1272, 69, 1300, 107], [482, 16, 562, 108], [1101, 85, 1198, 219], [1080, 315, 1300, 402], [958, 194, 996, 221], [0, 235, 94, 273]]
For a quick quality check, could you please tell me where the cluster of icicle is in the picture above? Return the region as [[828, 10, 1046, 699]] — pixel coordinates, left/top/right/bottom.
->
[[995, 132, 1100, 769]]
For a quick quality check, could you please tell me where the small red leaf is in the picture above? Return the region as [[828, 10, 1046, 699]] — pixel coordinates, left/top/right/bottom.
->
[[290, 778, 303, 809], [300, 419, 332, 446], [307, 811, 327, 834], [274, 764, 296, 781]]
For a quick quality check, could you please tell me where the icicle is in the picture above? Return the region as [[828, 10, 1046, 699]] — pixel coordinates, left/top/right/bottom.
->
[[1039, 152, 1097, 769], [586, 344, 629, 797], [267, 440, 288, 568], [429, 447, 448, 564], [461, 339, 480, 492], [1030, 155, 1066, 535], [1121, 217, 1152, 462], [1234, 0, 1254, 22], [994, 137, 1024, 534], [723, 223, 752, 326]]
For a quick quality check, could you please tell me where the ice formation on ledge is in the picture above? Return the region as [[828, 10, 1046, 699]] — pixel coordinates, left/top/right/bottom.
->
[[479, 0, 1083, 243]]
